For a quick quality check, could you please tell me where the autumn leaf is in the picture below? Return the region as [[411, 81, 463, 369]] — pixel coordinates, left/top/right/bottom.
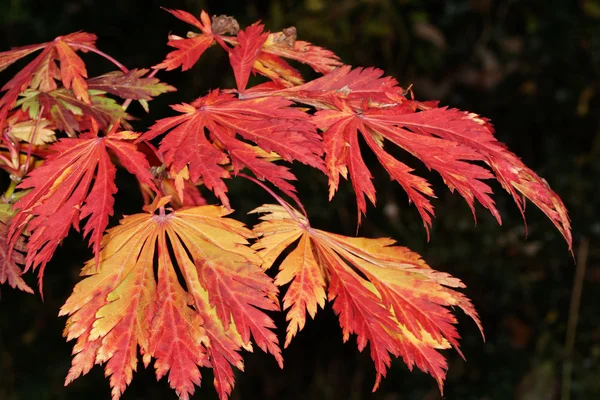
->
[[241, 66, 403, 109], [252, 203, 482, 392], [154, 9, 217, 71], [312, 97, 489, 231], [0, 32, 98, 130], [8, 126, 156, 286], [284, 65, 400, 104], [139, 90, 324, 208], [241, 65, 570, 247], [227, 27, 342, 86], [87, 69, 176, 100], [374, 106, 572, 248], [60, 200, 281, 400]]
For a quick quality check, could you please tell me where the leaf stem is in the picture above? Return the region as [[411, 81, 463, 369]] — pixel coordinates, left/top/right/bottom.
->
[[0, 153, 14, 168], [3, 179, 17, 200], [71, 43, 129, 73], [3, 130, 20, 167], [238, 172, 307, 226], [23, 105, 44, 175]]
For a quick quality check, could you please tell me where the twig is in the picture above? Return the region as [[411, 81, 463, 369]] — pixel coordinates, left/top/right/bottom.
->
[[561, 237, 589, 400]]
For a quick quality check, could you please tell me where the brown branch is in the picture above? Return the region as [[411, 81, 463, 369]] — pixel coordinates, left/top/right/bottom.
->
[[561, 237, 589, 400]]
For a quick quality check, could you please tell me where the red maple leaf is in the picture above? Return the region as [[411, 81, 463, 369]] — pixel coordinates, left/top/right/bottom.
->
[[244, 66, 400, 104], [8, 126, 157, 288], [230, 26, 342, 87], [312, 96, 496, 231], [139, 90, 324, 208], [248, 66, 571, 247], [153, 9, 222, 71]]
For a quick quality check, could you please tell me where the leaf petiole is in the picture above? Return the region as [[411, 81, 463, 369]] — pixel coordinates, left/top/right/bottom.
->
[[239, 172, 308, 227]]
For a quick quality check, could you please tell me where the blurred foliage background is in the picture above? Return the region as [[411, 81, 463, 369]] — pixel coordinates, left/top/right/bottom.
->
[[1, 0, 599, 399]]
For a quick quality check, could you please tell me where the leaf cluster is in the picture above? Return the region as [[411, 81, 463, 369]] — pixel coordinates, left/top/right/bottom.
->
[[0, 8, 571, 400]]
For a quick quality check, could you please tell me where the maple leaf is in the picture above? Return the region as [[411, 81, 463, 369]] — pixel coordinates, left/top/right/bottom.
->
[[60, 199, 281, 400], [312, 97, 495, 231], [252, 203, 482, 392], [86, 69, 176, 100], [0, 32, 98, 130], [227, 27, 342, 87], [8, 127, 156, 287], [15, 88, 133, 135], [0, 221, 33, 293], [226, 24, 342, 89], [242, 66, 403, 109], [140, 90, 324, 208], [282, 65, 400, 104], [154, 9, 218, 71], [240, 65, 570, 247]]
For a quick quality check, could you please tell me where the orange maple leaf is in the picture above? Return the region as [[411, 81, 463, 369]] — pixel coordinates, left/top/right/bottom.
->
[[252, 203, 483, 393], [60, 199, 281, 400]]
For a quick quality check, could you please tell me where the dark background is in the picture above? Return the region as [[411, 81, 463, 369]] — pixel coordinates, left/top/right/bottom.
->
[[1, 0, 599, 399]]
